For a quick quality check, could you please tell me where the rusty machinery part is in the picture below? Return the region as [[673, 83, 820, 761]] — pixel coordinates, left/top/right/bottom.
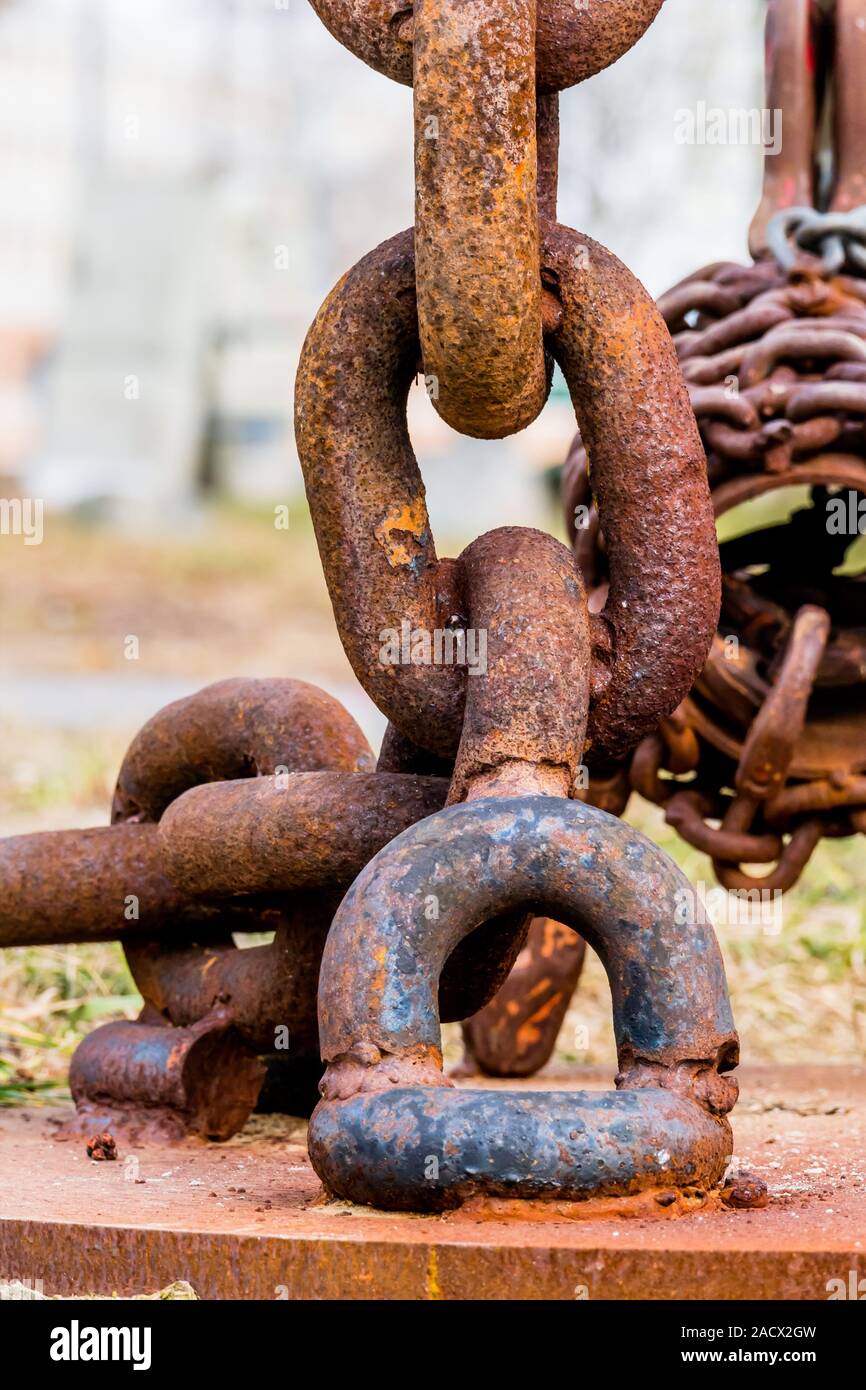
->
[[308, 0, 666, 94], [111, 675, 374, 822], [0, 678, 508, 1134], [295, 224, 718, 769], [413, 0, 549, 438], [299, 0, 721, 1091], [750, 0, 866, 257], [70, 1011, 266, 1143], [308, 798, 738, 1211], [557, 0, 866, 894]]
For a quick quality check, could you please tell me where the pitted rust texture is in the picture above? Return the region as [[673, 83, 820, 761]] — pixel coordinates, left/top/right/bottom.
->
[[112, 676, 374, 824], [449, 527, 592, 1075], [123, 893, 341, 1056], [95, 678, 384, 1125], [543, 222, 720, 764], [448, 527, 590, 803], [158, 771, 447, 896], [733, 605, 831, 803], [316, 800, 738, 1084], [309, 798, 738, 1210], [413, 0, 548, 438], [295, 229, 463, 757], [308, 0, 666, 93], [0, 822, 243, 949], [561, 248, 866, 892], [70, 1012, 266, 1142], [833, 0, 866, 213], [296, 226, 719, 765], [373, 721, 543, 1029]]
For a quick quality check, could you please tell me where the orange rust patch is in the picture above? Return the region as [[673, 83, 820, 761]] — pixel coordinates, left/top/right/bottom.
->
[[374, 498, 428, 568], [515, 993, 564, 1049], [451, 1186, 724, 1224]]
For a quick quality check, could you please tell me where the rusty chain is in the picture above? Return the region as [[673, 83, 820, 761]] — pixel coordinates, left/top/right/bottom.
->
[[0, 0, 744, 1209], [559, 0, 866, 905]]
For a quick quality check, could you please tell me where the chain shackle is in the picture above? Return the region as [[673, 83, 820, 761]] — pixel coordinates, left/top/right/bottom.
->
[[308, 0, 666, 94], [309, 798, 738, 1210]]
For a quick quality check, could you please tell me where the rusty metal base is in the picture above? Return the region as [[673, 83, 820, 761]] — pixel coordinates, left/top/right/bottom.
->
[[1, 1066, 864, 1300]]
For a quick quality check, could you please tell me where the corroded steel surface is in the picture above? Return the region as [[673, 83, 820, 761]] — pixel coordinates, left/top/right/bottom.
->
[[448, 527, 590, 803], [0, 1066, 862, 1300], [750, 0, 866, 251], [413, 0, 547, 438], [308, 0, 666, 93], [70, 1013, 266, 1142], [833, 0, 866, 213], [1, 0, 744, 1205], [0, 822, 240, 948], [310, 799, 737, 1210], [448, 528, 592, 1071], [630, 251, 866, 888], [543, 223, 718, 765], [748, 0, 816, 257], [158, 771, 447, 896], [493, 0, 866, 1085], [295, 225, 718, 765], [112, 676, 374, 824]]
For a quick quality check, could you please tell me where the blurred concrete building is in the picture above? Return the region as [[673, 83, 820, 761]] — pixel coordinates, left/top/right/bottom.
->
[[0, 0, 764, 535]]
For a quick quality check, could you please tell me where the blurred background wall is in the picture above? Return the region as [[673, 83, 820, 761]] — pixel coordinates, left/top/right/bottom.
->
[[0, 0, 764, 534]]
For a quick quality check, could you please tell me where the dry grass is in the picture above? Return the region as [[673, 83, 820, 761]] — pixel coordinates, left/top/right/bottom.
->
[[1, 509, 863, 1100]]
